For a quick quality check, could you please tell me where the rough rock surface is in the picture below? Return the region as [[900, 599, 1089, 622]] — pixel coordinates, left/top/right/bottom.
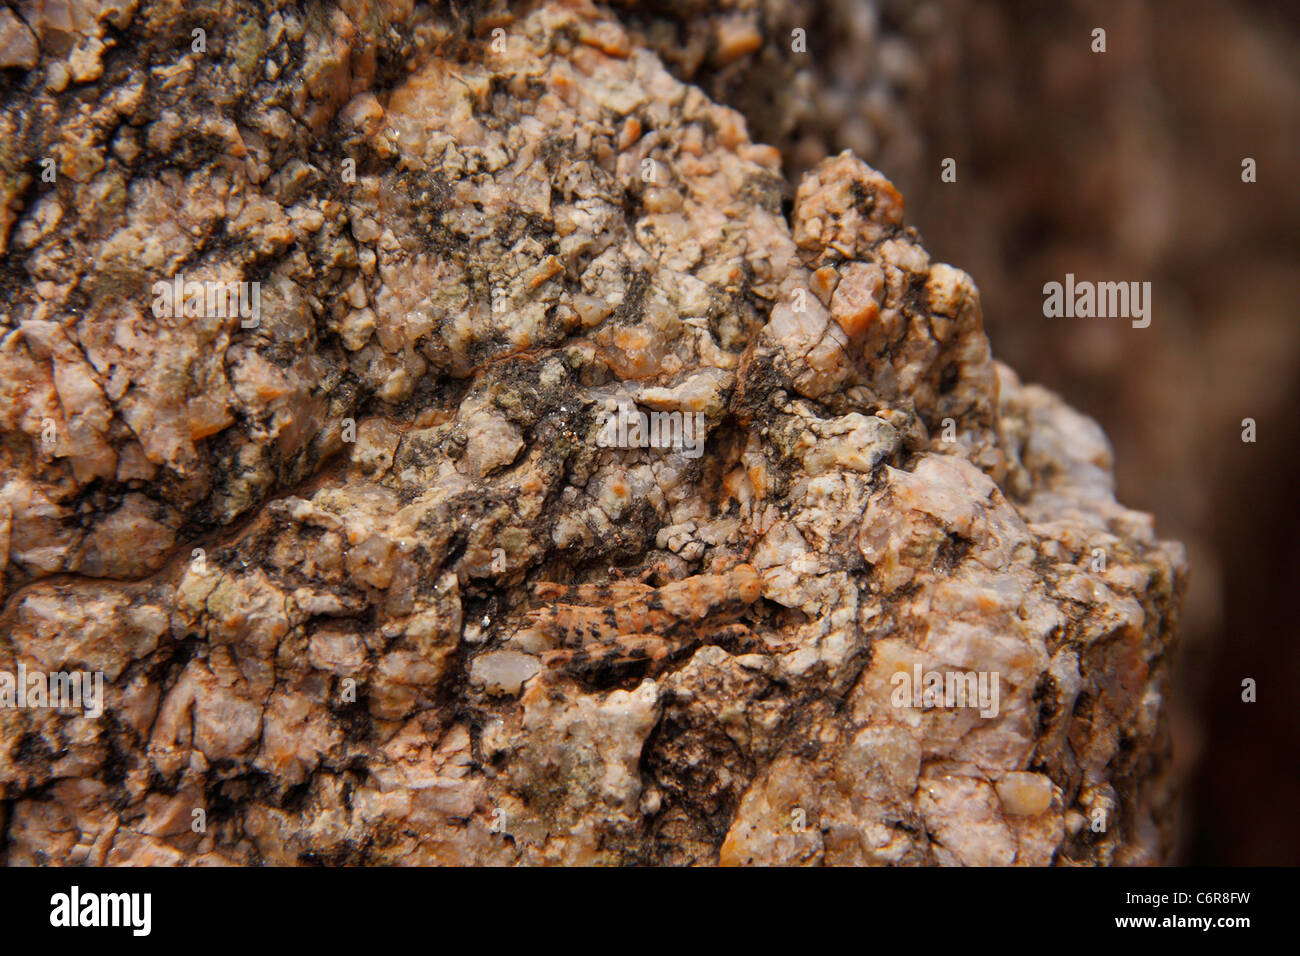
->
[[0, 0, 1183, 865], [606, 0, 942, 182]]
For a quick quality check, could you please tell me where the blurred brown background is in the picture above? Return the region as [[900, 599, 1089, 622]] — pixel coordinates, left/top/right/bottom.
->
[[615, 0, 1300, 863]]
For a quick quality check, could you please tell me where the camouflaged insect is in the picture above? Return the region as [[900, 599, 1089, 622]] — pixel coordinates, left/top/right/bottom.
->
[[527, 564, 766, 678]]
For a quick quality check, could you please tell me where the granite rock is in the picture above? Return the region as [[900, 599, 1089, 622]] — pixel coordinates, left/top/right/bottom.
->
[[0, 0, 1183, 865]]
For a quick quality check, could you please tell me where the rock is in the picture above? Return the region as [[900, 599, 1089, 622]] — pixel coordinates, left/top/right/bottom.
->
[[608, 0, 938, 181], [0, 0, 1183, 866], [471, 651, 541, 698], [0, 10, 39, 69]]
